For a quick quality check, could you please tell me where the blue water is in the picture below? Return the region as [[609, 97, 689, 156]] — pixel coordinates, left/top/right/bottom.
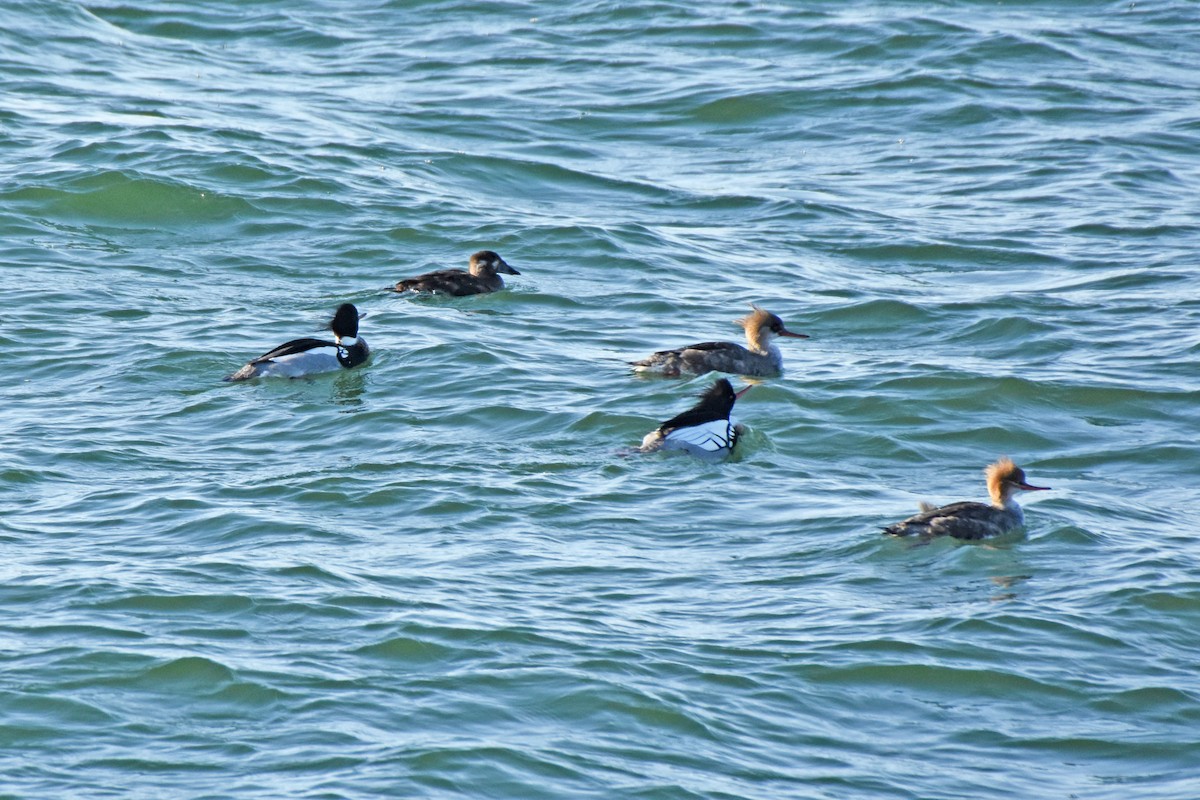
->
[[3, 2, 1200, 798]]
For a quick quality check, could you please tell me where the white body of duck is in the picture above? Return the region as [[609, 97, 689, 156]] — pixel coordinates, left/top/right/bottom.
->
[[225, 303, 369, 381], [639, 378, 751, 461]]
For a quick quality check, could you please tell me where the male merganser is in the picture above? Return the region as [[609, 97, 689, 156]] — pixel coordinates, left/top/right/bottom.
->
[[882, 458, 1050, 540], [631, 305, 808, 377], [391, 250, 519, 296], [224, 303, 370, 381], [638, 378, 751, 460]]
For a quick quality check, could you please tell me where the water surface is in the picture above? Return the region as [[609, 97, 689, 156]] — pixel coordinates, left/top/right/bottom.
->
[[3, 2, 1200, 798]]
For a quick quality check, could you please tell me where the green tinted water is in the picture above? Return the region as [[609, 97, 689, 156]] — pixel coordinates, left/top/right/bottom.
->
[[2, 2, 1199, 798]]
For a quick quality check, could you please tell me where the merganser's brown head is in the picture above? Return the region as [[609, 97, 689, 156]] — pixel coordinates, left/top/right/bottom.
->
[[985, 457, 1050, 505], [736, 305, 808, 349], [468, 250, 520, 277]]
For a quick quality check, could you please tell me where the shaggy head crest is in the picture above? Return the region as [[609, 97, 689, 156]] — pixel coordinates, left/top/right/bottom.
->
[[985, 457, 1028, 503], [737, 304, 780, 332]]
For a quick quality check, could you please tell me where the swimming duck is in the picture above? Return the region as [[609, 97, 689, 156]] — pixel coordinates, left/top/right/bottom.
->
[[882, 458, 1050, 539], [638, 378, 751, 460], [225, 303, 369, 381], [631, 305, 807, 377], [391, 250, 519, 296]]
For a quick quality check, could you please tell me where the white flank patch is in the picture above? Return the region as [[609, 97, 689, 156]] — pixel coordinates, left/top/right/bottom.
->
[[662, 419, 735, 456], [259, 349, 341, 378]]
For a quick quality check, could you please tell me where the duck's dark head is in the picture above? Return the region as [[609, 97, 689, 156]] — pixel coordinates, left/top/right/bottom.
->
[[470, 250, 520, 276], [329, 303, 362, 342], [696, 378, 751, 416]]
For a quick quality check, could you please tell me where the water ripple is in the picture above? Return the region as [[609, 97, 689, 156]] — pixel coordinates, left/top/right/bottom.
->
[[3, 1, 1200, 798]]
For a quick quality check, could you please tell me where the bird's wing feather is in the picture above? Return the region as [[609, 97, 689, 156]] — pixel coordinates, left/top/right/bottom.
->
[[882, 501, 996, 537], [251, 338, 337, 364], [396, 269, 485, 295], [679, 341, 740, 354]]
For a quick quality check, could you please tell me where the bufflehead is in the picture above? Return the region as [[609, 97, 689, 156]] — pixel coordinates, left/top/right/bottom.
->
[[225, 303, 369, 381]]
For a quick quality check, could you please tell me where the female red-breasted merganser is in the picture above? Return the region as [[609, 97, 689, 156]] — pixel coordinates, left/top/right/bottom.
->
[[391, 250, 519, 296], [224, 303, 370, 381], [631, 305, 808, 377], [639, 378, 751, 460], [882, 458, 1050, 540]]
